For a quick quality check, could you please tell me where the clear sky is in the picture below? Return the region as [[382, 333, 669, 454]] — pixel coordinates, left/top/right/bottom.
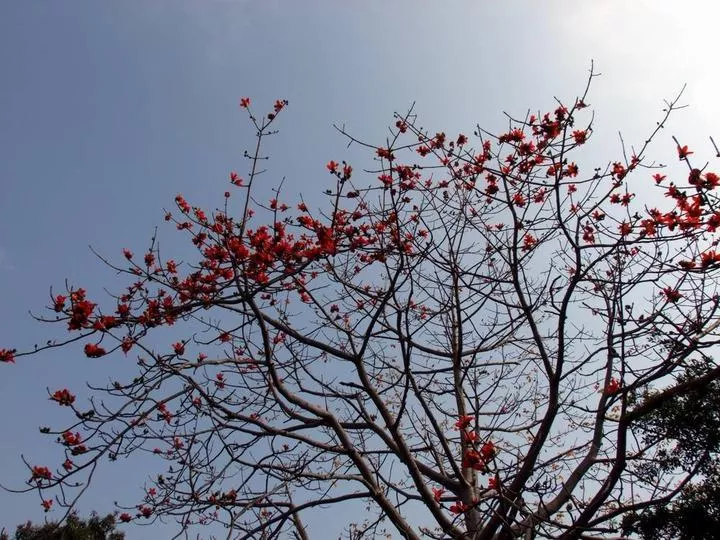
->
[[1, 1, 718, 538]]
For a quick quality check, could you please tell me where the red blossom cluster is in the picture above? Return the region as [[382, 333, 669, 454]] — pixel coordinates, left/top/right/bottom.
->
[[604, 377, 621, 395], [462, 441, 497, 472], [67, 289, 96, 331], [50, 389, 75, 406], [83, 343, 106, 358], [31, 465, 52, 482]]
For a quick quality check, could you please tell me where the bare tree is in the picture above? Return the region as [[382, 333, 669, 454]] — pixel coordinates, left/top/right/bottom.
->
[[4, 68, 720, 539]]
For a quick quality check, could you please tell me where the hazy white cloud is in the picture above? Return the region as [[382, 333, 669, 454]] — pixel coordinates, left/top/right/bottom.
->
[[556, 0, 720, 130]]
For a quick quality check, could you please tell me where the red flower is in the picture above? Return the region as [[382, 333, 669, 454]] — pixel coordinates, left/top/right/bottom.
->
[[522, 234, 537, 252], [701, 250, 720, 267], [138, 506, 152, 519], [230, 172, 244, 186], [117, 303, 130, 318], [41, 499, 53, 512], [481, 441, 497, 460], [488, 477, 498, 490], [662, 287, 682, 303], [612, 162, 626, 179], [93, 316, 118, 331], [449, 501, 469, 514], [68, 298, 96, 330], [679, 260, 697, 270], [70, 444, 88, 456], [455, 415, 473, 430], [653, 173, 666, 184], [84, 343, 106, 358], [53, 295, 67, 312], [604, 377, 621, 395], [123, 249, 133, 260], [119, 513, 133, 523], [31, 465, 53, 481], [174, 194, 191, 213], [239, 97, 251, 108], [326, 160, 338, 173], [677, 145, 693, 160], [0, 348, 16, 363], [62, 431, 83, 446], [572, 130, 587, 144], [172, 342, 185, 355], [121, 337, 134, 354], [376, 147, 394, 160], [432, 487, 445, 502], [62, 459, 74, 471], [462, 449, 485, 471], [50, 389, 75, 406], [705, 172, 720, 189]]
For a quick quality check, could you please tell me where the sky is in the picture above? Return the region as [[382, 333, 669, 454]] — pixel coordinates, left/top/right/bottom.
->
[[1, 1, 719, 538]]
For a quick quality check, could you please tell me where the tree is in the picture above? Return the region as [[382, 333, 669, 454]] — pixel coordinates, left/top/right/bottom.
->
[[1, 512, 124, 540], [621, 361, 720, 539], [5, 67, 720, 538]]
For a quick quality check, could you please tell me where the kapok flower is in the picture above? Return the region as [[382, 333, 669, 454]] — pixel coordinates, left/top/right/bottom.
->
[[572, 130, 587, 144], [50, 389, 76, 406], [0, 348, 16, 363], [604, 377, 621, 395], [31, 465, 53, 481], [84, 343, 106, 358], [677, 145, 693, 160], [462, 449, 486, 471], [62, 431, 82, 446], [662, 287, 682, 303], [53, 295, 67, 312], [480, 441, 497, 460]]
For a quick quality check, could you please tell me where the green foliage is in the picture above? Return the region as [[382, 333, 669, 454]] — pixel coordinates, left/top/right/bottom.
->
[[624, 361, 720, 539], [1, 513, 124, 540]]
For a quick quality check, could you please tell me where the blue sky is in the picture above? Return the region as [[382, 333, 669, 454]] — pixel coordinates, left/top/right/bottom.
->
[[1, 1, 718, 537]]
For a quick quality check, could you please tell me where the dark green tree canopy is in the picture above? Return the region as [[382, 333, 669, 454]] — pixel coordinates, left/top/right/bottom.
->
[[1, 513, 124, 540], [624, 360, 720, 539]]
